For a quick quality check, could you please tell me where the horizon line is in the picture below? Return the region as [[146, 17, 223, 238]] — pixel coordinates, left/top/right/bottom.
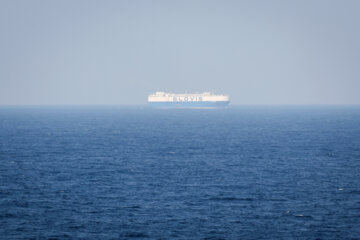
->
[[1, 103, 360, 107]]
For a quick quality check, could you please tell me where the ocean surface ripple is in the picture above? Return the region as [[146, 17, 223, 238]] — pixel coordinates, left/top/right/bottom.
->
[[1, 106, 360, 239]]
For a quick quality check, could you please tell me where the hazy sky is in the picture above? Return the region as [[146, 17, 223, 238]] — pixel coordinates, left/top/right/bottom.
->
[[1, 0, 359, 105]]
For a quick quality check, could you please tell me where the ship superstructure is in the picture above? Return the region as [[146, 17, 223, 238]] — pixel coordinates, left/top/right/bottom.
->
[[148, 92, 230, 108]]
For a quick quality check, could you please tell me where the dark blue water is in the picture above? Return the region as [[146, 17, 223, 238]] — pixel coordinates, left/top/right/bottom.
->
[[1, 106, 360, 239]]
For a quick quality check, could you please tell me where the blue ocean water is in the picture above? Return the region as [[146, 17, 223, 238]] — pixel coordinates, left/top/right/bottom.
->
[[1, 106, 360, 239]]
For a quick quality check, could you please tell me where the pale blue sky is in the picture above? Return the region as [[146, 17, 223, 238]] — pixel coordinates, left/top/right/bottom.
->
[[1, 0, 359, 105]]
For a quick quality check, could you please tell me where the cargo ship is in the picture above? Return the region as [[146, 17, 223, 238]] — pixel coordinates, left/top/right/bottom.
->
[[148, 92, 230, 108]]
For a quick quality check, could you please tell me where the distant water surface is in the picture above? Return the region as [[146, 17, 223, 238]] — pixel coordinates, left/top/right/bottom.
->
[[0, 106, 360, 239]]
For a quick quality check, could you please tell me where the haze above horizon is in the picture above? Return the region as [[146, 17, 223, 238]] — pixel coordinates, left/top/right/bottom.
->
[[1, 0, 360, 105]]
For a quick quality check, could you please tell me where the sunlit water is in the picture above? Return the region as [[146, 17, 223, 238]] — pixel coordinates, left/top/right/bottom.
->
[[1, 106, 360, 239]]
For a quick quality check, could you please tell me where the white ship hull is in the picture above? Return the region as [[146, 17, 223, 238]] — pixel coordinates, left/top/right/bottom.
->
[[148, 92, 230, 108]]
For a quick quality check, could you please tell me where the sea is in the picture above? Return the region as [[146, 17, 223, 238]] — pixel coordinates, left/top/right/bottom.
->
[[1, 106, 359, 239]]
